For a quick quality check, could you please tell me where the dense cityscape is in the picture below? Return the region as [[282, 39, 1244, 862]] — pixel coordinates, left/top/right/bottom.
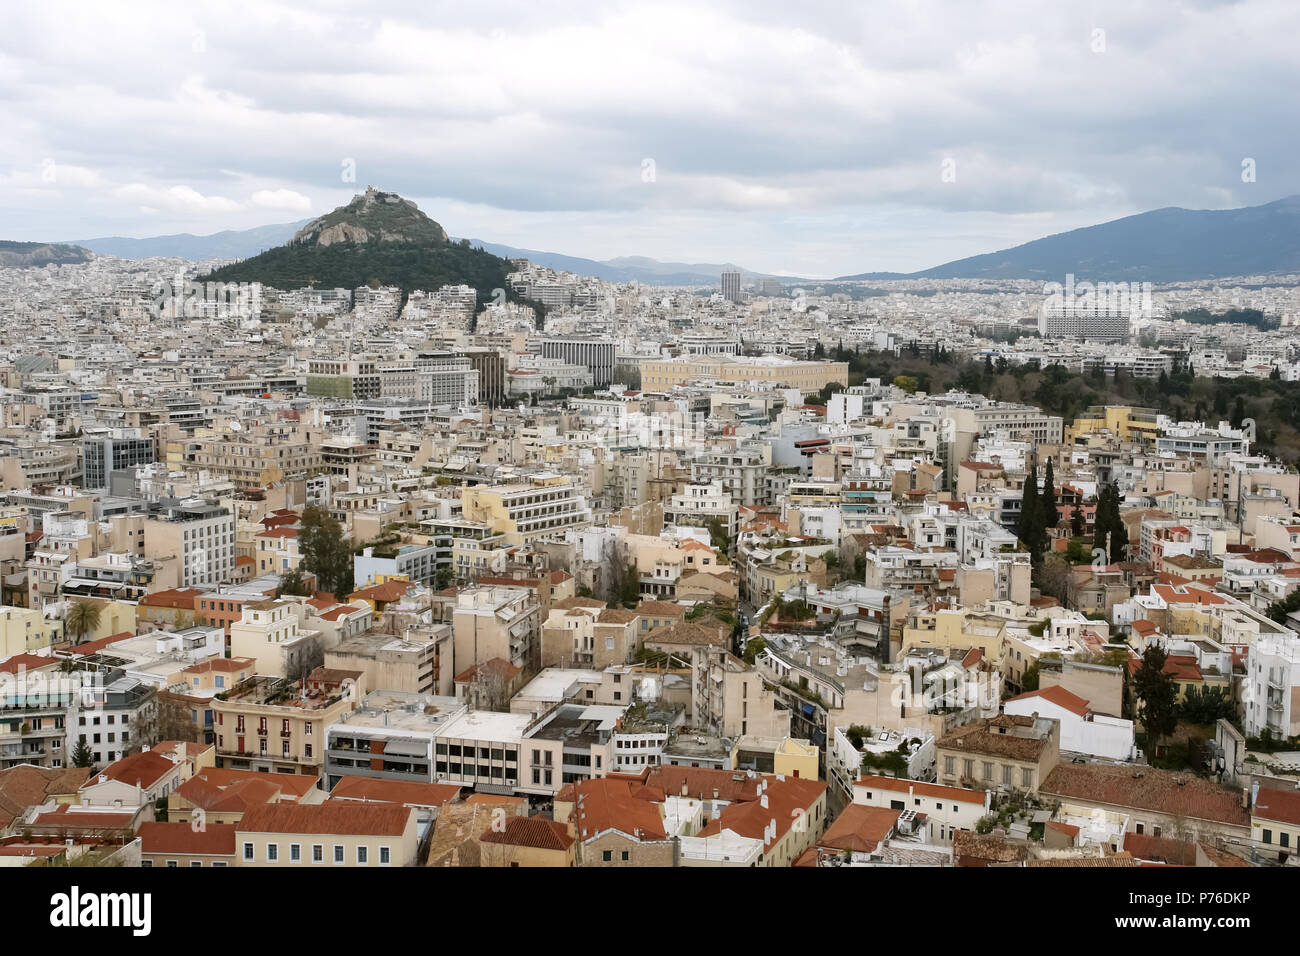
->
[[3, 0, 1295, 938]]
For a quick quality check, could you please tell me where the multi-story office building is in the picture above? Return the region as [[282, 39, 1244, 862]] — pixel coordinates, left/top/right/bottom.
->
[[323, 690, 466, 789], [305, 359, 381, 400], [541, 337, 616, 387], [720, 271, 743, 303], [81, 428, 154, 490]]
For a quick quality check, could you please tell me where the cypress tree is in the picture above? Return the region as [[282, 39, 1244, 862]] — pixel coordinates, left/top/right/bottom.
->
[[1019, 463, 1045, 563], [1042, 459, 1060, 530]]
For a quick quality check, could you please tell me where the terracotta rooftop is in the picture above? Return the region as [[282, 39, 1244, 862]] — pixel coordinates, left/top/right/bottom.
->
[[1040, 764, 1250, 827], [139, 821, 237, 857], [238, 801, 413, 837], [479, 815, 575, 852]]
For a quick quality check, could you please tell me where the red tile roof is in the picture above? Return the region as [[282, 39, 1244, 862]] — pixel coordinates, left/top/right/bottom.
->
[[1041, 764, 1250, 827], [817, 804, 900, 854], [94, 750, 178, 790], [1005, 684, 1092, 718], [329, 776, 462, 807], [1253, 785, 1300, 827], [139, 821, 237, 856], [238, 802, 413, 837], [480, 815, 575, 851]]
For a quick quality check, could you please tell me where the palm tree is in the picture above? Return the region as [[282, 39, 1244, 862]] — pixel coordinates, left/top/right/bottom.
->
[[65, 600, 101, 645]]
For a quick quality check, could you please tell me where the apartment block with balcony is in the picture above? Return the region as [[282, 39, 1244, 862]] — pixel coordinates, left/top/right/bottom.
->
[[212, 668, 364, 776]]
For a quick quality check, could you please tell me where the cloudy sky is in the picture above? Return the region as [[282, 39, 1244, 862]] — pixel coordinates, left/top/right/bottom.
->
[[2, 0, 1295, 276]]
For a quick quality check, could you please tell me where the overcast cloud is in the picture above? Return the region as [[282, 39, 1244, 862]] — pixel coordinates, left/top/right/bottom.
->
[[1, 0, 1296, 276]]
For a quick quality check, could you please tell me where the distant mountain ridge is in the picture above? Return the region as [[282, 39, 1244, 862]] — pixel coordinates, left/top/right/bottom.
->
[[58, 193, 1300, 285], [66, 222, 309, 261], [836, 195, 1300, 282], [0, 240, 94, 268]]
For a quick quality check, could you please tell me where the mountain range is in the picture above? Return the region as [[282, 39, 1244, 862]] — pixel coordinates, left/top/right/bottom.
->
[[835, 195, 1300, 282], [41, 193, 1300, 285]]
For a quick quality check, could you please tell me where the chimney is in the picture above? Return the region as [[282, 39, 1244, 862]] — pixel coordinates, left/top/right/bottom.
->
[[760, 794, 769, 809]]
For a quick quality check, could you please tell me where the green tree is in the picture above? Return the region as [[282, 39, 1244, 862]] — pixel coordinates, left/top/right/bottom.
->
[[65, 600, 101, 645], [72, 736, 94, 768], [1041, 459, 1060, 530], [1093, 481, 1129, 563], [893, 375, 918, 394], [1018, 463, 1046, 567], [275, 567, 311, 598], [299, 506, 354, 598], [1070, 504, 1085, 537], [1178, 685, 1235, 724], [1267, 589, 1300, 625], [1132, 645, 1178, 752]]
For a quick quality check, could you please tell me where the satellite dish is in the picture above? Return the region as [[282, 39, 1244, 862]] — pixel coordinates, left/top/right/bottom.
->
[[229, 419, 243, 432]]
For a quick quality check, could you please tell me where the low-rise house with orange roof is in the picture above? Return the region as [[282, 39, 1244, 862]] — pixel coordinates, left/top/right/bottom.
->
[[235, 801, 419, 867], [167, 767, 325, 826], [936, 713, 1060, 794], [77, 747, 188, 806], [329, 776, 461, 829], [139, 820, 237, 867], [254, 524, 303, 576], [136, 587, 205, 630], [479, 814, 576, 867], [569, 775, 676, 866], [151, 740, 216, 776], [0, 764, 91, 834], [1004, 685, 1137, 761], [694, 774, 828, 867], [22, 799, 149, 840], [813, 804, 902, 866], [851, 775, 991, 845], [1252, 783, 1300, 862], [1040, 762, 1251, 846]]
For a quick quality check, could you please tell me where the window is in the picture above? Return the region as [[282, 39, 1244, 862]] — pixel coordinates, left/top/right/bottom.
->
[[1021, 768, 1033, 789], [357, 846, 368, 865], [602, 850, 612, 862], [1263, 829, 1273, 845], [290, 844, 301, 863], [267, 843, 278, 862], [243, 843, 254, 861], [944, 756, 955, 774], [379, 846, 391, 865], [312, 844, 323, 863], [334, 845, 344, 864]]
